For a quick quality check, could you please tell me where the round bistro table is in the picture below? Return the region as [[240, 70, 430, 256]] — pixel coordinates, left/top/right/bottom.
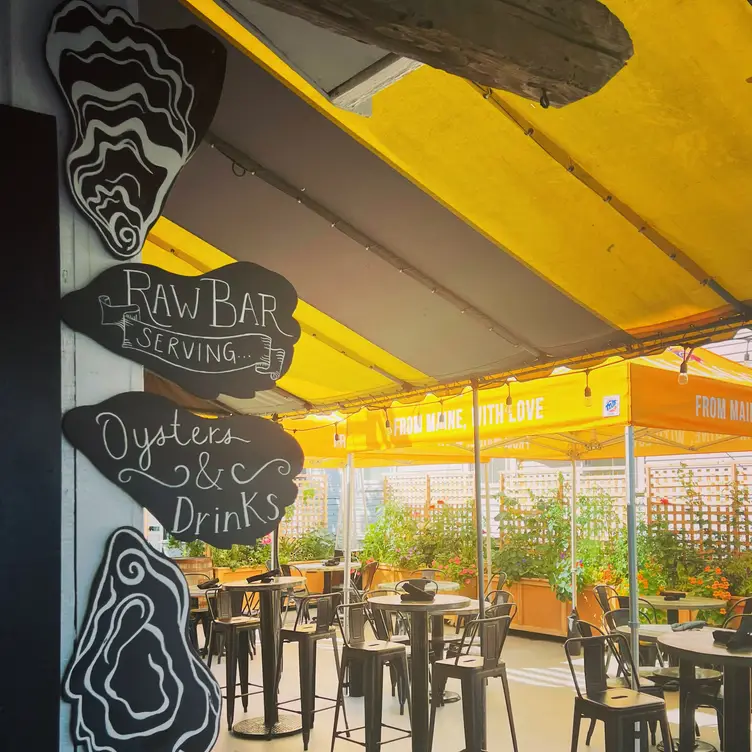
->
[[224, 576, 306, 739], [369, 593, 470, 752], [659, 628, 752, 752], [641, 596, 726, 625], [375, 581, 465, 703]]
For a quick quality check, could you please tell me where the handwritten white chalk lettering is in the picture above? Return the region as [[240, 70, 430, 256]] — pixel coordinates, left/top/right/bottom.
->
[[64, 393, 304, 547]]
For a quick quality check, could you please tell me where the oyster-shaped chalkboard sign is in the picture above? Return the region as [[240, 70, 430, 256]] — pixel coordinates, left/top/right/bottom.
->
[[63, 527, 220, 752], [46, 0, 226, 259], [61, 262, 301, 399], [63, 393, 305, 546]]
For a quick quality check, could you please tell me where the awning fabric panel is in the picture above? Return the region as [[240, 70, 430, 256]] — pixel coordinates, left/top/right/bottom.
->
[[284, 348, 752, 463], [181, 0, 752, 339], [631, 353, 752, 439]]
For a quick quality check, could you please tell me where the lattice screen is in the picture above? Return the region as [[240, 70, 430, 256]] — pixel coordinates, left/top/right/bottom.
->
[[384, 473, 476, 522], [279, 473, 328, 537], [646, 463, 752, 506], [499, 468, 627, 504], [647, 501, 752, 554]]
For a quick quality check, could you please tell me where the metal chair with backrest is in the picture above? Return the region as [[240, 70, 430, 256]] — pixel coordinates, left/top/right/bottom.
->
[[574, 620, 666, 746], [723, 595, 752, 630], [281, 562, 316, 622], [565, 633, 673, 752], [205, 587, 262, 731], [330, 602, 412, 752], [486, 570, 508, 595], [428, 608, 519, 752], [352, 560, 379, 596], [184, 572, 211, 653], [275, 592, 344, 751], [602, 607, 662, 670], [454, 586, 514, 635]]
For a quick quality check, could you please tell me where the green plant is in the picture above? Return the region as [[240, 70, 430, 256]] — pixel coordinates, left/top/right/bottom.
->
[[165, 535, 207, 558], [293, 528, 335, 560], [211, 542, 269, 570], [361, 498, 420, 568]]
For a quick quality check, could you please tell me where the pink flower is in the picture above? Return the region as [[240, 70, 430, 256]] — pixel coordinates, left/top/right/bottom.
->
[[261, 535, 272, 545]]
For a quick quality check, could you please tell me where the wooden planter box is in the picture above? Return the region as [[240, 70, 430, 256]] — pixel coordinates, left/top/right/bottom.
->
[[370, 564, 417, 589], [174, 557, 213, 578], [505, 578, 601, 638]]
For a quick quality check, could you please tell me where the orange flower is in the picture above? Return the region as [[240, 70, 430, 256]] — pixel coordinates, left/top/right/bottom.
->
[[720, 609, 727, 615], [715, 567, 722, 575], [704, 566, 711, 573], [698, 579, 704, 585]]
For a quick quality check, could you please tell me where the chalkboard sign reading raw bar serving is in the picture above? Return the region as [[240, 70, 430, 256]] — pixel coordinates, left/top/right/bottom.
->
[[61, 262, 301, 400], [63, 393, 305, 547]]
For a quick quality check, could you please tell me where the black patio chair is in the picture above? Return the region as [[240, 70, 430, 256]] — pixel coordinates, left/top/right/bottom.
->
[[573, 619, 667, 746], [565, 633, 673, 752], [428, 608, 519, 752]]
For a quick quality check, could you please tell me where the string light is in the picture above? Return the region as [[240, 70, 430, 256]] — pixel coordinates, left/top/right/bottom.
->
[[333, 422, 340, 444], [438, 401, 445, 426], [745, 340, 750, 365], [678, 346, 691, 385], [584, 370, 593, 408], [505, 381, 513, 408], [384, 408, 392, 436]]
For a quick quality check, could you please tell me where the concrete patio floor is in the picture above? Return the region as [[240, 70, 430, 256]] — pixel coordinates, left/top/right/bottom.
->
[[208, 629, 725, 752]]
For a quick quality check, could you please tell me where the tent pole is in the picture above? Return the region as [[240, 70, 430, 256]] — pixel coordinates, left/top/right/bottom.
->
[[570, 458, 578, 610], [625, 426, 640, 688], [472, 383, 485, 619], [343, 452, 354, 607], [484, 462, 492, 588]]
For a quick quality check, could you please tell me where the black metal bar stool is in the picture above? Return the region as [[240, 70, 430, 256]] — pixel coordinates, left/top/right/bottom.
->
[[429, 605, 519, 752], [206, 588, 262, 730], [565, 633, 673, 752], [273, 593, 344, 751], [331, 602, 412, 752]]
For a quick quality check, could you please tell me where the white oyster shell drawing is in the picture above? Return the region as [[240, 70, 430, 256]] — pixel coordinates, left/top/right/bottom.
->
[[63, 527, 221, 752], [46, 0, 225, 259]]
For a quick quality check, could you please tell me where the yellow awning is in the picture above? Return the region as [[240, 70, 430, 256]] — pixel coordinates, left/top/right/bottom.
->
[[181, 0, 752, 340], [284, 347, 752, 464], [138, 2, 752, 419]]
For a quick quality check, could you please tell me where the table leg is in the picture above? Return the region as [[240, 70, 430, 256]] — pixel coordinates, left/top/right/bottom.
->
[[232, 589, 302, 739], [723, 665, 751, 752], [409, 611, 431, 752], [324, 571, 332, 594], [678, 659, 696, 752], [667, 609, 680, 625]]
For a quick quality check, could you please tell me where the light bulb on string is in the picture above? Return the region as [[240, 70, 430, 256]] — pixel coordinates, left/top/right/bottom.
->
[[505, 381, 513, 408], [438, 401, 445, 427], [384, 408, 392, 436], [745, 340, 751, 366], [678, 347, 690, 386], [333, 422, 340, 444], [584, 370, 593, 408]]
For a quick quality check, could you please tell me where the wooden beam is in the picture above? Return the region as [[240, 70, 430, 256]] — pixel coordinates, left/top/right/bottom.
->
[[245, 0, 633, 106]]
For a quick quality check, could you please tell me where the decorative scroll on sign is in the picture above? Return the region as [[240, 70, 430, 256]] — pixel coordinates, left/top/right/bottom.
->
[[46, 0, 226, 260], [63, 527, 220, 752], [61, 262, 301, 399], [63, 393, 305, 546]]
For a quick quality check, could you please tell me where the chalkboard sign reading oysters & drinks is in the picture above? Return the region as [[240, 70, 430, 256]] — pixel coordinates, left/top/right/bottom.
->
[[63, 393, 305, 547]]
